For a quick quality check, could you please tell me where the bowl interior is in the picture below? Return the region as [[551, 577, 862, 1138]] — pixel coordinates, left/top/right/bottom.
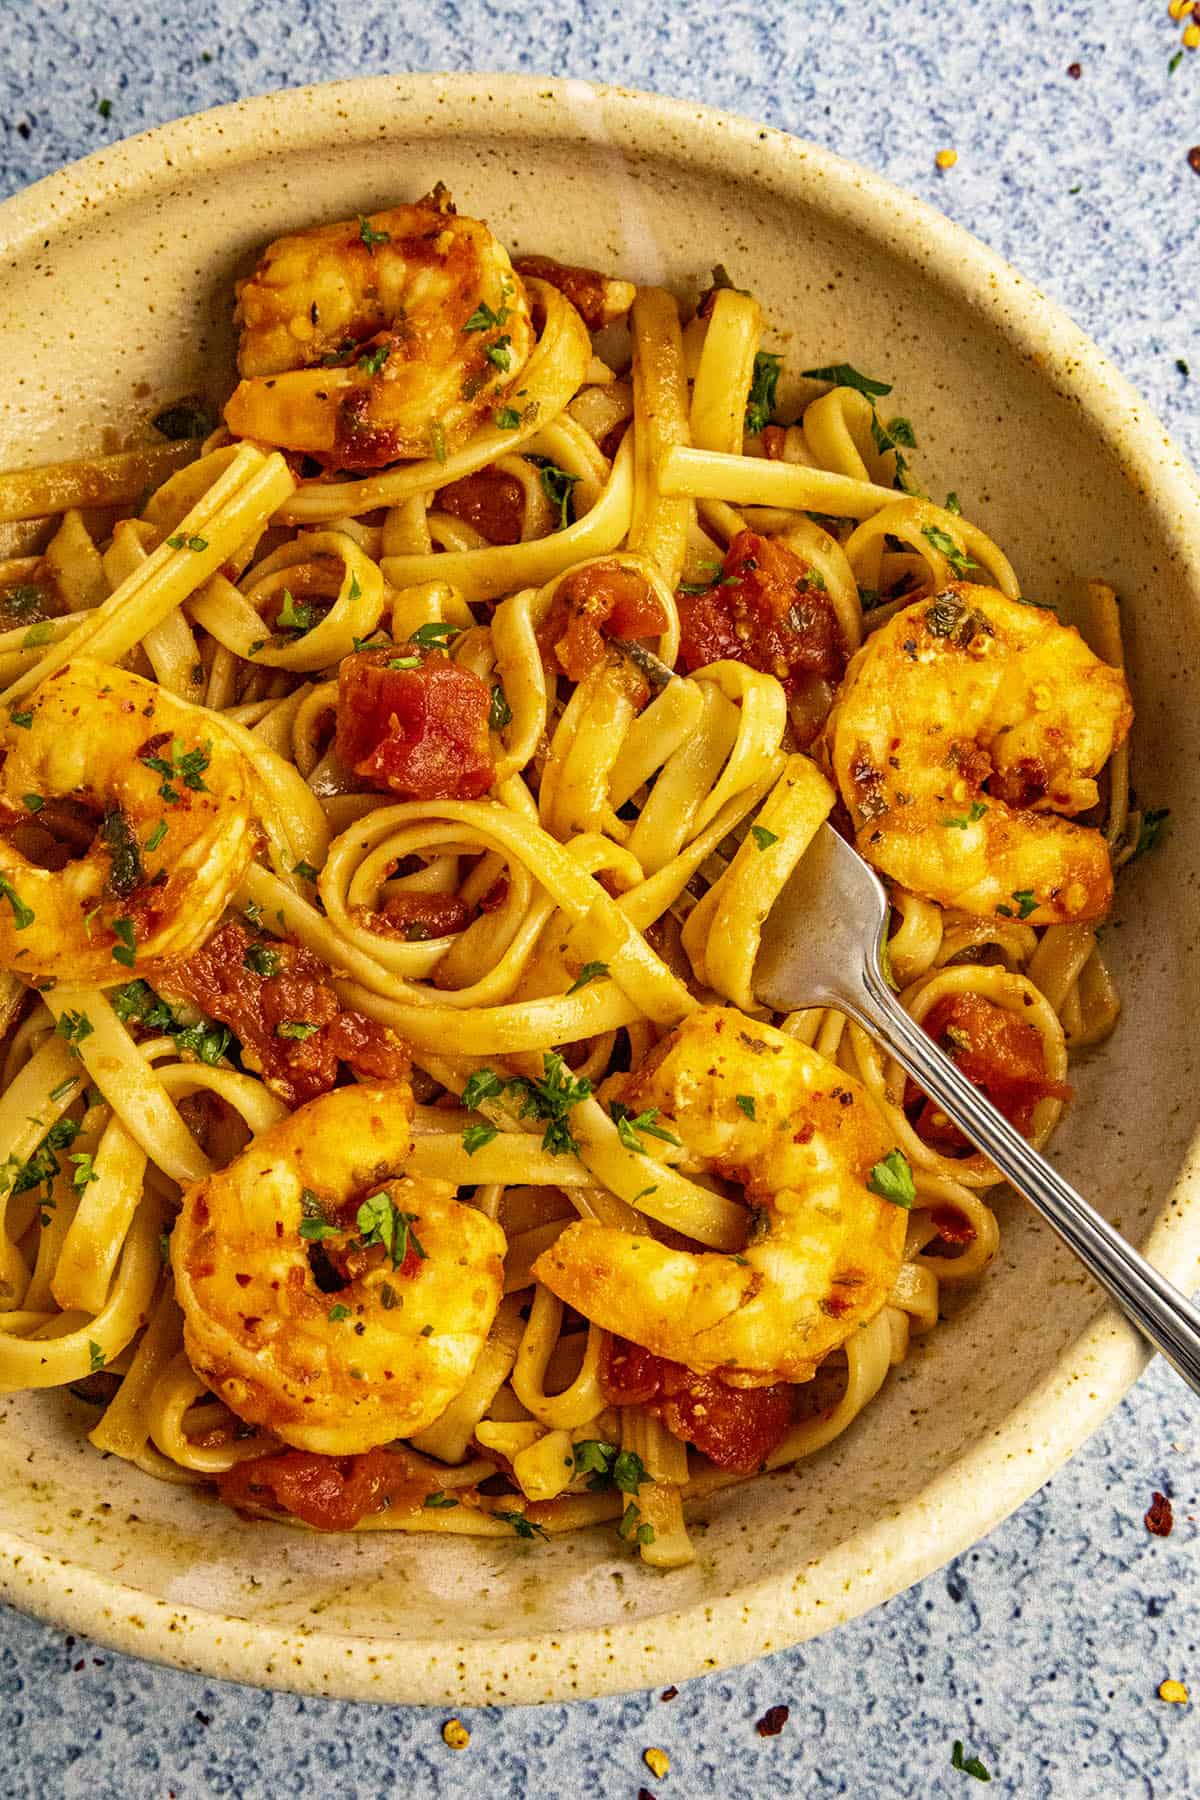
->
[[0, 76, 1197, 1705]]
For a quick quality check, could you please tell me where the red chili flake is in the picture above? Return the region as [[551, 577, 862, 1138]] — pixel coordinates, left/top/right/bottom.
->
[[1145, 1491, 1174, 1537], [756, 1704, 790, 1737], [638, 1791, 657, 1800], [660, 1686, 679, 1701], [1189, 147, 1200, 176], [1066, 61, 1082, 78]]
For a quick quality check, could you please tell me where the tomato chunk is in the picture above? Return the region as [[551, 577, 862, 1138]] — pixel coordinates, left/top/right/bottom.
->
[[436, 468, 525, 545], [163, 918, 408, 1107], [538, 561, 667, 683], [602, 1337, 794, 1473], [676, 529, 844, 694], [217, 1447, 424, 1531], [351, 891, 472, 940], [336, 650, 494, 800], [907, 991, 1071, 1150]]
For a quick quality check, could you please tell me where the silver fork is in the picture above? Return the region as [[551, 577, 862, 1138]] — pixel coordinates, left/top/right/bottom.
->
[[754, 822, 1200, 1396]]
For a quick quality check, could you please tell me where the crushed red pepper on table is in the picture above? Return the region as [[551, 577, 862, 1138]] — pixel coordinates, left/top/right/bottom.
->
[[1145, 1490, 1175, 1536], [756, 1704, 790, 1737]]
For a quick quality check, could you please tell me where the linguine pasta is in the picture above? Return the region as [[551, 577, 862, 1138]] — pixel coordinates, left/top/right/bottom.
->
[[0, 193, 1143, 1569]]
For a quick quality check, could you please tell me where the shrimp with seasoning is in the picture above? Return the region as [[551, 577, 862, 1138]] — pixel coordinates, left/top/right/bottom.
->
[[0, 658, 257, 983], [827, 584, 1133, 922], [171, 1082, 507, 1455], [224, 187, 535, 469], [534, 1009, 907, 1385]]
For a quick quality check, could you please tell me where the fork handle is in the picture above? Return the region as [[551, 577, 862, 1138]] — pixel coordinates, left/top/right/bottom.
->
[[852, 965, 1200, 1398]]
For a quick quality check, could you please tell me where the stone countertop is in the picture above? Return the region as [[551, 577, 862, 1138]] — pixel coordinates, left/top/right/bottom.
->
[[0, 2, 1196, 1794]]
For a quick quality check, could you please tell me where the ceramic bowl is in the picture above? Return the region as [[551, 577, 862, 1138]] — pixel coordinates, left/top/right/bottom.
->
[[0, 73, 1196, 1706]]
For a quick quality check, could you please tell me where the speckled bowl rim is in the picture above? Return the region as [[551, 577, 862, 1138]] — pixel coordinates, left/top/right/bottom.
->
[[0, 71, 1197, 1707]]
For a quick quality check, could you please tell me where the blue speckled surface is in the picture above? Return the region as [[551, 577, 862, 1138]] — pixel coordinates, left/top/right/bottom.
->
[[0, 4, 1197, 1795]]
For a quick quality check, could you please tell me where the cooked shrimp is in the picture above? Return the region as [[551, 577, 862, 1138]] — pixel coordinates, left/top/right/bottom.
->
[[827, 584, 1132, 922], [0, 658, 257, 984], [172, 1082, 507, 1455], [534, 1009, 907, 1384], [224, 188, 535, 469]]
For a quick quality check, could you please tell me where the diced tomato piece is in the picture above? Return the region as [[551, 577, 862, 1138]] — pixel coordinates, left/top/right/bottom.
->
[[436, 468, 525, 545], [906, 991, 1071, 1151], [538, 562, 667, 682], [163, 918, 408, 1107], [217, 1447, 424, 1531], [676, 529, 844, 695], [351, 891, 472, 940], [336, 650, 494, 801], [601, 1336, 794, 1473]]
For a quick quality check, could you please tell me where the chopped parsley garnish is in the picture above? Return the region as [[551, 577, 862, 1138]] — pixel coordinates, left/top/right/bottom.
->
[[292, 859, 319, 883], [539, 463, 580, 531], [275, 1020, 319, 1040], [868, 1148, 916, 1208], [244, 942, 282, 977], [387, 656, 421, 670], [358, 343, 390, 376], [494, 1510, 549, 1541], [610, 1101, 682, 1154], [49, 1075, 78, 1103], [735, 1094, 756, 1119], [88, 1340, 105, 1373], [101, 807, 144, 899], [111, 979, 229, 1065], [616, 1501, 655, 1547], [494, 406, 521, 430], [463, 300, 510, 333], [327, 1303, 351, 1323], [0, 1114, 82, 1199], [423, 1491, 460, 1509], [571, 1440, 649, 1494], [460, 1054, 592, 1156], [1, 584, 42, 616], [356, 1190, 426, 1268], [922, 525, 978, 579], [276, 589, 317, 633], [140, 738, 211, 803], [489, 683, 512, 731], [111, 917, 137, 968], [358, 215, 391, 252], [678, 562, 737, 595], [462, 1121, 499, 1155], [801, 361, 893, 400], [941, 800, 988, 828], [70, 1152, 98, 1191], [165, 534, 208, 553], [97, 99, 113, 119], [298, 1188, 340, 1244], [750, 825, 778, 851], [484, 336, 512, 372], [145, 819, 168, 852], [1129, 806, 1170, 861], [1011, 889, 1037, 919], [951, 1741, 992, 1782], [55, 1010, 93, 1051], [409, 620, 461, 649], [21, 621, 54, 648], [9, 709, 32, 729], [869, 413, 917, 492], [21, 793, 43, 813], [0, 871, 35, 928], [745, 351, 782, 435], [429, 420, 447, 464], [567, 961, 610, 995], [945, 491, 963, 515]]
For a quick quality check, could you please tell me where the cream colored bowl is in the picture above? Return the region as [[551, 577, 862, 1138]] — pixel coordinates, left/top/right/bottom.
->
[[0, 74, 1197, 1706]]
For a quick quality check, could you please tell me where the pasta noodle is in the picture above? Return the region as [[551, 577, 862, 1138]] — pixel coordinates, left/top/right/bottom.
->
[[0, 195, 1141, 1569]]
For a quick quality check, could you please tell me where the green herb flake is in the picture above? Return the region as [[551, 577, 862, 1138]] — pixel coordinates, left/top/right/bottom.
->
[[88, 1340, 105, 1373], [69, 1152, 98, 1190], [97, 99, 113, 120], [750, 825, 778, 851], [423, 1491, 460, 1509], [358, 215, 391, 253], [539, 463, 581, 531], [327, 1303, 352, 1323], [460, 1068, 506, 1111], [867, 1148, 916, 1209], [1129, 806, 1170, 861], [276, 1020, 319, 1041], [463, 300, 510, 333], [735, 1094, 756, 1119], [428, 419, 447, 464], [9, 709, 32, 729], [922, 524, 978, 579], [0, 874, 37, 930], [387, 655, 421, 670], [616, 1501, 655, 1547], [140, 739, 211, 804], [356, 1189, 426, 1269], [489, 683, 512, 731], [276, 588, 317, 633], [165, 533, 208, 553], [610, 1101, 683, 1154], [945, 491, 963, 515], [951, 1741, 992, 1783], [49, 1075, 78, 1104], [21, 793, 44, 813], [55, 1010, 93, 1050], [145, 819, 168, 852], [941, 800, 988, 829], [494, 406, 521, 429], [801, 361, 893, 400], [494, 1509, 548, 1541], [21, 621, 54, 648], [567, 961, 610, 995], [1011, 889, 1037, 919], [291, 858, 319, 883], [408, 620, 461, 649], [358, 343, 390, 376], [462, 1121, 499, 1155], [243, 942, 282, 978], [745, 350, 783, 435]]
